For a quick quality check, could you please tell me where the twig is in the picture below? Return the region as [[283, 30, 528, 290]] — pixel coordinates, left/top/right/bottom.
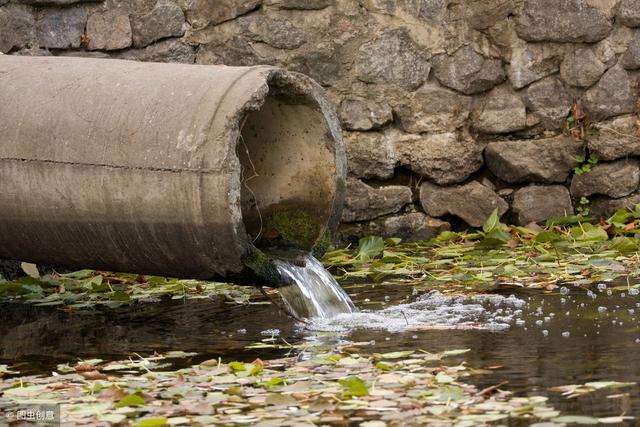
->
[[476, 380, 509, 396]]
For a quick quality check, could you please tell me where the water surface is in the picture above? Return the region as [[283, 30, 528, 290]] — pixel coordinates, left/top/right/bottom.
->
[[1, 280, 640, 421]]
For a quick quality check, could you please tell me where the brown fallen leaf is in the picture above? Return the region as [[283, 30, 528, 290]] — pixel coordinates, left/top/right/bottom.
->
[[74, 363, 96, 372], [79, 370, 108, 380]]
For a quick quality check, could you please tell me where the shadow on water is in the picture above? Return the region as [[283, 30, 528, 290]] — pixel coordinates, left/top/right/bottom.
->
[[1, 280, 640, 419], [0, 298, 298, 373]]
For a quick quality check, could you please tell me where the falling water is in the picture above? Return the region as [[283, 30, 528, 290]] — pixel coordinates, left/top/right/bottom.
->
[[274, 254, 356, 319]]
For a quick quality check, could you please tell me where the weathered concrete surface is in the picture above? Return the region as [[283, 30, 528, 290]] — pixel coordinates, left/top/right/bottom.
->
[[0, 56, 345, 283]]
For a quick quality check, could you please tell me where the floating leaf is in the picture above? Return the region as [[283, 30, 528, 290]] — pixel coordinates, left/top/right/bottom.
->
[[116, 393, 146, 408], [134, 417, 168, 427], [552, 415, 599, 424], [339, 376, 369, 398]]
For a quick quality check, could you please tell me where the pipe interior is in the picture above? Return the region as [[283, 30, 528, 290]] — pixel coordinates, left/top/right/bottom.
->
[[238, 84, 336, 251]]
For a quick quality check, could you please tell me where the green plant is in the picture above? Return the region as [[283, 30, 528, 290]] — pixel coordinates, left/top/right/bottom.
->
[[576, 196, 590, 216], [478, 208, 511, 247], [574, 154, 598, 175]]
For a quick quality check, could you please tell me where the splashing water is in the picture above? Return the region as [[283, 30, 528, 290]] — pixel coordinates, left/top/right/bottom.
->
[[307, 291, 526, 333], [274, 254, 356, 319]]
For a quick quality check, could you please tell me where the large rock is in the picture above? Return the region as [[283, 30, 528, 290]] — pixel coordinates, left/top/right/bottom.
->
[[621, 30, 640, 70], [246, 15, 306, 50], [381, 213, 450, 242], [288, 51, 340, 86], [582, 66, 636, 120], [196, 36, 267, 67], [507, 41, 562, 89], [131, 0, 185, 48], [344, 131, 397, 180], [0, 5, 35, 53], [570, 159, 640, 198], [116, 39, 195, 63], [393, 83, 471, 133], [516, 0, 615, 43], [337, 212, 450, 243], [179, 0, 260, 30], [464, 0, 519, 30], [393, 131, 484, 185], [471, 86, 526, 134], [355, 29, 430, 90], [591, 192, 640, 219], [560, 47, 607, 87], [342, 178, 412, 222], [588, 115, 640, 161], [36, 7, 87, 49], [617, 0, 640, 27], [86, 9, 132, 51], [524, 77, 572, 129], [432, 45, 505, 95], [485, 136, 583, 184], [339, 98, 393, 131], [420, 181, 508, 227], [511, 185, 574, 225]]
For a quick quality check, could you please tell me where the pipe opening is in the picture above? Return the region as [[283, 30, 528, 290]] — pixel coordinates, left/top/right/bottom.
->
[[238, 76, 337, 254]]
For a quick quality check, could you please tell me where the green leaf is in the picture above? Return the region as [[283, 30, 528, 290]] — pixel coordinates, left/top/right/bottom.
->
[[339, 376, 368, 398], [435, 372, 454, 384], [480, 229, 510, 247], [607, 209, 632, 227], [228, 361, 246, 372], [436, 231, 459, 242], [134, 417, 168, 427], [111, 291, 131, 302], [380, 350, 414, 359], [260, 377, 284, 389], [572, 224, 608, 241], [610, 236, 638, 253], [375, 362, 392, 371], [482, 208, 500, 233], [384, 237, 402, 246], [534, 231, 561, 243], [61, 269, 96, 279], [356, 236, 385, 261], [115, 393, 145, 408], [546, 215, 585, 227]]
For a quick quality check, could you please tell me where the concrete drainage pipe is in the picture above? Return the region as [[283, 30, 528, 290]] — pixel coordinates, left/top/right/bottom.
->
[[0, 56, 346, 284]]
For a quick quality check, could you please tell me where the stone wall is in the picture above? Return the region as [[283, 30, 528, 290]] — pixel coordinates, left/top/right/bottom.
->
[[2, 0, 640, 243]]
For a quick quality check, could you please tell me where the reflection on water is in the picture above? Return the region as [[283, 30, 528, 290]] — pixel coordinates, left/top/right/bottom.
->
[[1, 280, 640, 419]]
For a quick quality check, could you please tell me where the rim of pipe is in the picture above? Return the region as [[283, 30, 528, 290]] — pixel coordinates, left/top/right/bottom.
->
[[227, 67, 346, 283]]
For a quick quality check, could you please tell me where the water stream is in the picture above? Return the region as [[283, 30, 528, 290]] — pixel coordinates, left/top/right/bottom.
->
[[273, 254, 356, 319]]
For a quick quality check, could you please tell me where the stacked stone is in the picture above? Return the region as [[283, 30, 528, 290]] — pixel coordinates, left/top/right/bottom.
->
[[2, 0, 639, 242]]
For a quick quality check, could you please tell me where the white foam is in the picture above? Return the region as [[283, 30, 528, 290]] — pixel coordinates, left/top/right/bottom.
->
[[305, 290, 526, 333]]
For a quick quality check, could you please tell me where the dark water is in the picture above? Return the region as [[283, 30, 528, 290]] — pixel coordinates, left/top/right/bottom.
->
[[1, 281, 640, 420]]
